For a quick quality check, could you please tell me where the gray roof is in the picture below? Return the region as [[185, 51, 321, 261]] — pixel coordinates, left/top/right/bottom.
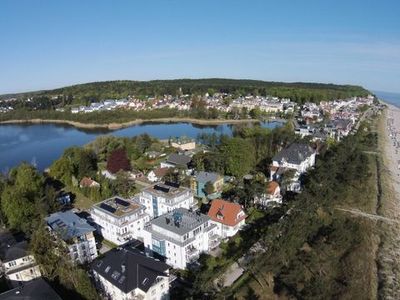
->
[[0, 278, 62, 300], [150, 208, 210, 236], [91, 246, 169, 294], [0, 231, 28, 263], [166, 153, 191, 166], [46, 210, 95, 241], [195, 171, 220, 183], [272, 143, 315, 165], [332, 118, 352, 129]]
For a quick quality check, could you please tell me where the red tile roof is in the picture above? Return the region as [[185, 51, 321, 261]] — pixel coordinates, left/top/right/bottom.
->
[[267, 181, 279, 195], [79, 177, 98, 187], [207, 199, 246, 226]]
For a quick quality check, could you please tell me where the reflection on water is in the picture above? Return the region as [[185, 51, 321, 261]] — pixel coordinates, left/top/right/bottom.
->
[[0, 120, 283, 172]]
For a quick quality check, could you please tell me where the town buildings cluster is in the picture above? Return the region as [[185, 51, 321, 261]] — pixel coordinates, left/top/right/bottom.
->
[[0, 94, 377, 300]]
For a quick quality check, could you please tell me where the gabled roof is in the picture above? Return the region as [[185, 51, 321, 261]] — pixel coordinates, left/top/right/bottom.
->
[[79, 177, 99, 187], [267, 181, 279, 195], [152, 167, 169, 178], [207, 199, 246, 226], [166, 153, 191, 166], [0, 278, 62, 300], [45, 210, 95, 241], [0, 231, 29, 263], [272, 143, 315, 165], [91, 247, 169, 294]]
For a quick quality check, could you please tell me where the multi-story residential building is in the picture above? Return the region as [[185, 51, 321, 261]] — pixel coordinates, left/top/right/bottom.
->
[[207, 199, 246, 239], [0, 231, 41, 286], [190, 171, 224, 198], [143, 208, 219, 269], [139, 182, 196, 219], [91, 196, 150, 245], [91, 244, 170, 300], [46, 210, 98, 264], [270, 143, 316, 181]]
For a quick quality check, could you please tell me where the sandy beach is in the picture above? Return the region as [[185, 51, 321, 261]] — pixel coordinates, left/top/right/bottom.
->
[[382, 103, 400, 198], [376, 102, 400, 299]]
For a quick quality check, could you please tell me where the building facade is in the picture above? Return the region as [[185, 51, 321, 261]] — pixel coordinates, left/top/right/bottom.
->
[[91, 196, 150, 245], [190, 171, 224, 198], [207, 199, 246, 239], [0, 232, 41, 286], [91, 245, 170, 300], [46, 210, 98, 264], [139, 182, 196, 219], [143, 208, 219, 269]]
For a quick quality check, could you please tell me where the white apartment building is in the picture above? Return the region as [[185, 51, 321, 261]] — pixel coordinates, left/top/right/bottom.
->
[[91, 245, 170, 300], [91, 196, 150, 245], [0, 232, 41, 286], [143, 208, 220, 269], [139, 182, 196, 219], [46, 210, 98, 264]]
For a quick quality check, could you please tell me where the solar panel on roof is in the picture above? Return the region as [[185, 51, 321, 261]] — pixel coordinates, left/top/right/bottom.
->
[[165, 181, 180, 188], [115, 198, 130, 207], [154, 185, 170, 193], [100, 203, 117, 213]]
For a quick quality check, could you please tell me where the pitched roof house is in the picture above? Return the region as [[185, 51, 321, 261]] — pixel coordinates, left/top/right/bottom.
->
[[91, 246, 170, 300], [160, 153, 192, 169], [190, 171, 224, 198], [147, 167, 169, 183], [0, 231, 41, 286], [79, 177, 100, 188], [207, 199, 246, 238], [270, 143, 316, 181]]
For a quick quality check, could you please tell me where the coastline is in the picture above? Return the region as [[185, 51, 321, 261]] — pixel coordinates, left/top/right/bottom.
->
[[0, 117, 274, 130], [376, 101, 400, 298]]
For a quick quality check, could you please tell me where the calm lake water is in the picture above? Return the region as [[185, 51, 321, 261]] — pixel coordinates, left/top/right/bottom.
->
[[0, 121, 282, 172]]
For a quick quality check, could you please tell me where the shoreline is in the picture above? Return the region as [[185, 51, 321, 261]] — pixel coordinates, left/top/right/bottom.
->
[[375, 102, 400, 298], [0, 117, 282, 130]]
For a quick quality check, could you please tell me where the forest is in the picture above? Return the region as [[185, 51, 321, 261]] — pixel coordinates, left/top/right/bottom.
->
[[0, 78, 369, 104]]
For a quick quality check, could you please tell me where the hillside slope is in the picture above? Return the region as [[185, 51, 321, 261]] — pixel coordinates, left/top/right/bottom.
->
[[0, 78, 370, 104]]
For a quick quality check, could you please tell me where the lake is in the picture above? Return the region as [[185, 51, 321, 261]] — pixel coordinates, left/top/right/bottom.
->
[[0, 120, 283, 172]]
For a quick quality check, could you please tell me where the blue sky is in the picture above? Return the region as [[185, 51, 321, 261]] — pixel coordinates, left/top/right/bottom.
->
[[1, 0, 399, 94]]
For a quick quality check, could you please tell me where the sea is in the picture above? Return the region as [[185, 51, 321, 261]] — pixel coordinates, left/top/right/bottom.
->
[[374, 90, 400, 108]]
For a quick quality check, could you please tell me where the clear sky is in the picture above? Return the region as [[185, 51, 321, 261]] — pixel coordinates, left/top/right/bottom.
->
[[1, 0, 399, 94]]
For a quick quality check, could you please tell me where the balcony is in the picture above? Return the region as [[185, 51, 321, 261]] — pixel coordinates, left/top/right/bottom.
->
[[186, 246, 199, 261]]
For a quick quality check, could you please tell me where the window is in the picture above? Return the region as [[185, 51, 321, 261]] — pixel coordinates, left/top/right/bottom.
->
[[8, 261, 16, 267]]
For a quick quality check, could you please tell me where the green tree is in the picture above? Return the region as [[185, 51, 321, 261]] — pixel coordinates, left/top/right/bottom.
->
[[204, 181, 215, 196], [220, 138, 255, 177]]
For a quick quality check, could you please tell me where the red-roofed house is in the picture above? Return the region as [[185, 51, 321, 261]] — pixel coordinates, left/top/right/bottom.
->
[[207, 199, 246, 238], [254, 181, 282, 207], [79, 177, 100, 188]]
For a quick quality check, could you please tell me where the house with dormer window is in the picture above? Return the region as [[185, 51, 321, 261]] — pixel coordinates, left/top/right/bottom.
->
[[207, 199, 246, 239], [91, 244, 170, 300]]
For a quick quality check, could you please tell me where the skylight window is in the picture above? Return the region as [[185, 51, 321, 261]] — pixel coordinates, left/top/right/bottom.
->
[[142, 278, 149, 285], [118, 275, 126, 284], [105, 266, 111, 273]]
